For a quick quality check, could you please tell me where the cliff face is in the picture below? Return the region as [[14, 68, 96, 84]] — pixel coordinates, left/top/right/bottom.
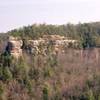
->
[[5, 36, 23, 58], [5, 35, 79, 58]]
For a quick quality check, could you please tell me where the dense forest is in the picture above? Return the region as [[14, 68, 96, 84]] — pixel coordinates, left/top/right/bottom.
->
[[0, 22, 100, 100], [7, 22, 100, 48]]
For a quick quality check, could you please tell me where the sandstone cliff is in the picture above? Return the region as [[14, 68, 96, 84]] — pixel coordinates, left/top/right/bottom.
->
[[5, 35, 79, 58]]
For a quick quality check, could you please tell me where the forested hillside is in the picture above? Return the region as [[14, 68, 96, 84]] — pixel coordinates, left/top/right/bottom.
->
[[0, 22, 100, 100], [7, 22, 100, 48]]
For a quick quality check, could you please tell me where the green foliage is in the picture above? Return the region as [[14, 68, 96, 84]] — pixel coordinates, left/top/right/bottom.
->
[[3, 67, 13, 81], [23, 76, 32, 93], [42, 83, 49, 100], [14, 57, 29, 81], [43, 67, 53, 78], [0, 82, 6, 100], [0, 67, 3, 79], [29, 68, 40, 81], [87, 89, 95, 100], [0, 83, 4, 96], [7, 22, 100, 48], [0, 51, 12, 67], [1, 22, 100, 99]]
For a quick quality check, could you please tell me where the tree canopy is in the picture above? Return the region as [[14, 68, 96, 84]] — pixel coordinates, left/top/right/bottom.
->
[[6, 22, 100, 48]]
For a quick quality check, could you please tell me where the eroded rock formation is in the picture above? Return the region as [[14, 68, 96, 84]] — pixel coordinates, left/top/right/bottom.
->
[[5, 35, 79, 58], [5, 36, 23, 59]]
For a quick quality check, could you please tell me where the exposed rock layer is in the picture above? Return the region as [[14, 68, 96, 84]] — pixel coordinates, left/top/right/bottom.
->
[[5, 35, 79, 58]]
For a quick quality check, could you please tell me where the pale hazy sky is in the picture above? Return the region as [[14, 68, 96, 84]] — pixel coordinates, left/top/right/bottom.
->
[[0, 0, 100, 32]]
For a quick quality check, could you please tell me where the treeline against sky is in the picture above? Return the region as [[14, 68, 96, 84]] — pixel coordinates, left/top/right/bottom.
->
[[6, 22, 100, 48]]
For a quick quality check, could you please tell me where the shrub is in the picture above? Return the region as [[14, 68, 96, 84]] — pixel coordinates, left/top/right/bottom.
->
[[29, 68, 40, 81], [42, 83, 49, 100], [43, 67, 53, 78], [3, 67, 13, 81], [87, 89, 95, 100]]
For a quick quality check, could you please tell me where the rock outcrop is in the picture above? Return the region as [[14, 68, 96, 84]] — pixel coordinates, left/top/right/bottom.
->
[[5, 35, 79, 58], [5, 36, 23, 59]]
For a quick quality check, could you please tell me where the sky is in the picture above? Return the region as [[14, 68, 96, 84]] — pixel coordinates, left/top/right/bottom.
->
[[0, 0, 100, 32]]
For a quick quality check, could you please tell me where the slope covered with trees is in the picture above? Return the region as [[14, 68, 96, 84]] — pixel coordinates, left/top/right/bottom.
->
[[0, 48, 100, 100], [0, 22, 100, 100], [8, 22, 100, 48]]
